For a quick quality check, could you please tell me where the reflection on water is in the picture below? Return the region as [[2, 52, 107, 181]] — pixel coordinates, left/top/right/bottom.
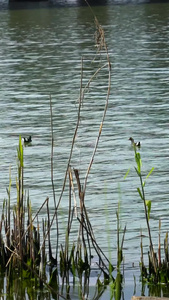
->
[[0, 2, 169, 298]]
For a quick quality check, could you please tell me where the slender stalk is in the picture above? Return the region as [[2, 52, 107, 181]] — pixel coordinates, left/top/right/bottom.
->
[[47, 198, 52, 261], [139, 171, 156, 272], [83, 18, 111, 197], [77, 215, 111, 274], [50, 94, 59, 262], [158, 219, 161, 268], [49, 94, 56, 209], [134, 146, 156, 273], [40, 58, 84, 250]]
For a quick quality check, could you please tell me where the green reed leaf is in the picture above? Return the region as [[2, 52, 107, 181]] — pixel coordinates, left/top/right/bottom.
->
[[146, 167, 154, 181], [135, 152, 142, 174], [19, 136, 24, 167], [146, 200, 151, 221], [124, 168, 130, 180], [143, 167, 154, 187], [137, 187, 143, 200]]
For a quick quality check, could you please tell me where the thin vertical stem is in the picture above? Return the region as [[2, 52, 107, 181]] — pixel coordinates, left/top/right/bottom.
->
[[139, 173, 156, 272], [50, 94, 59, 263]]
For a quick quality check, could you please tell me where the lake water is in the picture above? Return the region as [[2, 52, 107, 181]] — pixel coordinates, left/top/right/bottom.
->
[[0, 1, 169, 299]]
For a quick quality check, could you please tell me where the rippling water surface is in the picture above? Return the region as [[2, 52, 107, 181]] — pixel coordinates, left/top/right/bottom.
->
[[0, 2, 169, 298]]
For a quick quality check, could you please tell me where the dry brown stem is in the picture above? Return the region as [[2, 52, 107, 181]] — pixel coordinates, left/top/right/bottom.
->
[[41, 13, 111, 276]]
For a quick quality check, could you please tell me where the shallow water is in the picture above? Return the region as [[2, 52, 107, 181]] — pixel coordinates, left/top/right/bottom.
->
[[0, 1, 169, 298]]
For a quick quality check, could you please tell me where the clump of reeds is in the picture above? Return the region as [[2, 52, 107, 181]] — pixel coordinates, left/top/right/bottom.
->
[[0, 137, 52, 297], [140, 219, 169, 286]]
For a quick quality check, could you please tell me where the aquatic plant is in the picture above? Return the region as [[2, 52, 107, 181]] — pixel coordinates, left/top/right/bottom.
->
[[133, 146, 169, 288], [133, 145, 156, 270]]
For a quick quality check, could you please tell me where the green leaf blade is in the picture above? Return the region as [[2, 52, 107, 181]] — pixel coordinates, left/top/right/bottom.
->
[[137, 187, 143, 200]]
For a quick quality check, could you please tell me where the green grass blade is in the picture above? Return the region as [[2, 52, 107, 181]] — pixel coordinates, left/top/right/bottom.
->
[[124, 168, 130, 180], [145, 167, 154, 181], [137, 187, 143, 200], [146, 200, 151, 221]]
